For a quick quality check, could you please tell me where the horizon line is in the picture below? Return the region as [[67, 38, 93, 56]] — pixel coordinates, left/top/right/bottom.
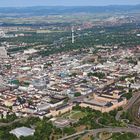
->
[[0, 4, 140, 8]]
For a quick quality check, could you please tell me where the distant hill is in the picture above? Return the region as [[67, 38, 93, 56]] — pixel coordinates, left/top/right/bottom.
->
[[0, 5, 140, 17]]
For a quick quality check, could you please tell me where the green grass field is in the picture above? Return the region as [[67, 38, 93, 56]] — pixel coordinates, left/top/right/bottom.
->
[[61, 111, 87, 120]]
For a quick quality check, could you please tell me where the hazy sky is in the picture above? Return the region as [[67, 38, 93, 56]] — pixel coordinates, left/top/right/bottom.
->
[[0, 0, 140, 7]]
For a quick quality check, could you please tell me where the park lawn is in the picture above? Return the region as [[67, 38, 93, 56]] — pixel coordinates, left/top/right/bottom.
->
[[70, 111, 87, 120], [61, 111, 87, 120]]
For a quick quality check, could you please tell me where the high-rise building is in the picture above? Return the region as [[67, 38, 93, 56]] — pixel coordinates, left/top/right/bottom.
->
[[0, 47, 8, 59], [0, 30, 5, 38]]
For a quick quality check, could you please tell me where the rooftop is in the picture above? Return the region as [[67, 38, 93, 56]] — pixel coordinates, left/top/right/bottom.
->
[[10, 127, 35, 138]]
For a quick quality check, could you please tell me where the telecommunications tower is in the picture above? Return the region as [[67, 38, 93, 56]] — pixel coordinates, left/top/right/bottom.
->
[[71, 26, 74, 44]]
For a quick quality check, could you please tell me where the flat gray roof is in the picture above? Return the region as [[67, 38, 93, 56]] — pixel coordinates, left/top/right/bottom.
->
[[10, 127, 35, 138]]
